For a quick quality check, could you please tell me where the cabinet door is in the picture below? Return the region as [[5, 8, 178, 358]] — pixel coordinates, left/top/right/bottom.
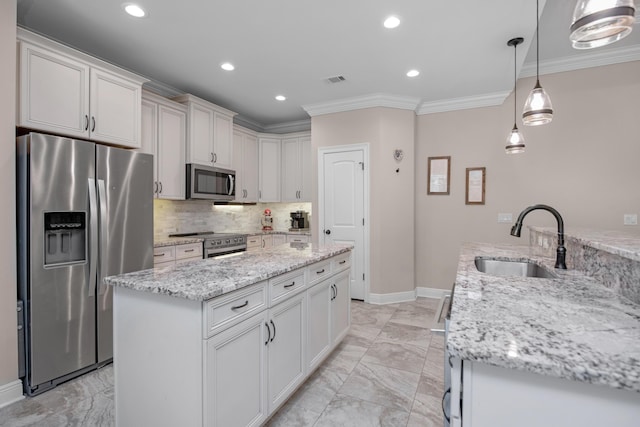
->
[[89, 68, 141, 148], [268, 293, 306, 412], [188, 103, 215, 165], [299, 137, 312, 202], [272, 234, 287, 247], [243, 134, 259, 202], [232, 130, 245, 202], [140, 99, 158, 198], [306, 280, 332, 372], [205, 311, 268, 427], [157, 104, 186, 200], [281, 137, 300, 202], [213, 112, 233, 169], [258, 138, 281, 202], [261, 235, 273, 250], [331, 270, 351, 345], [18, 42, 90, 139]]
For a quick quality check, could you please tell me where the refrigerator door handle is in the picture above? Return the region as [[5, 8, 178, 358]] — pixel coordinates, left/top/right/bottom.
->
[[88, 178, 98, 297], [97, 179, 108, 295]]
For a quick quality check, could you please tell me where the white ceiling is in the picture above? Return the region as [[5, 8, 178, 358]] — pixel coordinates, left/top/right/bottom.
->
[[16, 0, 640, 131]]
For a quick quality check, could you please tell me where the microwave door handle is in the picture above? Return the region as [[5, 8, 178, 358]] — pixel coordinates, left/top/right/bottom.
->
[[97, 179, 108, 295], [88, 179, 98, 297], [228, 174, 234, 196]]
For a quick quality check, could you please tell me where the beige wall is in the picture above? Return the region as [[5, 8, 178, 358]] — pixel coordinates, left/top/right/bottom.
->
[[311, 108, 416, 295], [416, 61, 640, 290], [0, 0, 18, 389]]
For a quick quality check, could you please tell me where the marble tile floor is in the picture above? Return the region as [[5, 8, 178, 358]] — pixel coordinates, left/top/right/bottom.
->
[[0, 298, 445, 427]]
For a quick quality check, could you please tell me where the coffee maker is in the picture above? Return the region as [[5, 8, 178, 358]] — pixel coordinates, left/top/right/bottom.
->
[[290, 211, 309, 231]]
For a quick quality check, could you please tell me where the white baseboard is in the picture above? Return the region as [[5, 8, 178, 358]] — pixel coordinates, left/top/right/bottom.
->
[[0, 380, 24, 409], [416, 287, 450, 299], [368, 290, 417, 305], [367, 287, 451, 305]]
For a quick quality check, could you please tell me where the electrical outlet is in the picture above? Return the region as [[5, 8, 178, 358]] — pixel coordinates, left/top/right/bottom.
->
[[498, 213, 513, 223], [624, 214, 638, 226]]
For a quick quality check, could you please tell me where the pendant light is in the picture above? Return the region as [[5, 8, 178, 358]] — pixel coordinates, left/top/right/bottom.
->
[[506, 37, 525, 155], [523, 0, 553, 126], [570, 0, 636, 49]]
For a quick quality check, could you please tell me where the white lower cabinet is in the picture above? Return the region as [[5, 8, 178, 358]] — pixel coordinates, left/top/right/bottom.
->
[[205, 310, 269, 427], [114, 252, 351, 427], [452, 360, 640, 427], [267, 292, 306, 412]]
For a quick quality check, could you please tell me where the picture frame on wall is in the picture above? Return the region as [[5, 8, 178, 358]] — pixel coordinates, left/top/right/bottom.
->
[[427, 156, 450, 195], [465, 167, 486, 205]]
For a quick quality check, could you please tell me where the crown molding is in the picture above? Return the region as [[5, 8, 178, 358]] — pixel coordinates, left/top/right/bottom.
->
[[142, 80, 185, 98], [262, 119, 311, 134], [416, 91, 510, 115], [302, 93, 421, 117], [521, 44, 640, 78]]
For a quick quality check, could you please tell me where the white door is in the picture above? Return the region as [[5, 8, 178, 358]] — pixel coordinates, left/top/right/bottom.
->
[[321, 149, 366, 300]]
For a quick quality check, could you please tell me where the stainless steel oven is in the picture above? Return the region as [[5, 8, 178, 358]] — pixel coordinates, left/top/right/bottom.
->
[[169, 232, 247, 259], [186, 164, 235, 201]]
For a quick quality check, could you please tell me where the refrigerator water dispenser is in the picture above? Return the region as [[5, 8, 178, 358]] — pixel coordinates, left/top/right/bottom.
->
[[44, 212, 86, 266]]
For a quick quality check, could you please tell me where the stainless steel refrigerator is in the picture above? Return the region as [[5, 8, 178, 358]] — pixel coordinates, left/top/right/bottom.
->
[[17, 132, 153, 396]]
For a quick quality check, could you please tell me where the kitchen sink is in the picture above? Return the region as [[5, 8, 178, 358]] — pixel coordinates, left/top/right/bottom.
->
[[474, 257, 557, 279]]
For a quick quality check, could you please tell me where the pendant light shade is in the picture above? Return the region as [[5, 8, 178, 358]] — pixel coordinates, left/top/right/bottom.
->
[[523, 0, 553, 126], [570, 0, 636, 49], [506, 37, 525, 154]]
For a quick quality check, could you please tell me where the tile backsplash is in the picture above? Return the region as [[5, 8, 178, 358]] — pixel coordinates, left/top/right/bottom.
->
[[154, 199, 312, 238]]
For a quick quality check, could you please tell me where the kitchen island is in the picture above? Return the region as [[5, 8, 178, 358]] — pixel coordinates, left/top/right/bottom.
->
[[447, 232, 640, 427], [105, 242, 352, 427]]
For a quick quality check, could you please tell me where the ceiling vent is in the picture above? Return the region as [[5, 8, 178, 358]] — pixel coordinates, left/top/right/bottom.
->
[[325, 75, 346, 84]]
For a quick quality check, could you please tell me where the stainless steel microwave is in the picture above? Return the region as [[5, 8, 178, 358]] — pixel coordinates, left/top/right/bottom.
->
[[186, 164, 235, 200]]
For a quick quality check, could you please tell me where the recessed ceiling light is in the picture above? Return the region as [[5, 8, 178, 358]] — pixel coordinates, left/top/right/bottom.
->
[[406, 69, 420, 77], [383, 16, 400, 29], [221, 62, 235, 71], [275, 95, 286, 101], [123, 3, 146, 18]]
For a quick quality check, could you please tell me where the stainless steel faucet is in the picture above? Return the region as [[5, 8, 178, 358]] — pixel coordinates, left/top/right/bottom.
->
[[510, 204, 567, 269]]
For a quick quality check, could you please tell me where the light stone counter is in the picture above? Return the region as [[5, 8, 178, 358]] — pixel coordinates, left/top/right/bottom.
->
[[105, 242, 351, 301], [153, 236, 204, 248], [448, 242, 640, 394]]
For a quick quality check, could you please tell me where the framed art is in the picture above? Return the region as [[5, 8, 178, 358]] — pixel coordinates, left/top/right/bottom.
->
[[465, 167, 485, 205], [427, 156, 450, 195]]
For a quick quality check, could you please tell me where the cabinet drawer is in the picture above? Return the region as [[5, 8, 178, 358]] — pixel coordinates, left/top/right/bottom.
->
[[308, 260, 331, 286], [286, 234, 309, 243], [332, 252, 351, 272], [247, 235, 261, 248], [153, 246, 175, 265], [175, 242, 203, 260], [204, 281, 267, 338], [270, 268, 306, 304]]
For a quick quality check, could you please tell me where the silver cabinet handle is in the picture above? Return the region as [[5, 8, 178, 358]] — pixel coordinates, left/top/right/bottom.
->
[[154, 181, 158, 194], [270, 320, 276, 342], [339, 260, 346, 265], [91, 116, 96, 132], [442, 388, 451, 423], [210, 152, 214, 163], [154, 253, 165, 257], [184, 249, 195, 253], [159, 182, 163, 194], [213, 153, 217, 163], [84, 115, 89, 131], [316, 269, 325, 274], [284, 281, 296, 289], [231, 300, 248, 310]]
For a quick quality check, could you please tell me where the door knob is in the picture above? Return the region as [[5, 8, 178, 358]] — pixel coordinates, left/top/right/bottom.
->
[[325, 229, 331, 235]]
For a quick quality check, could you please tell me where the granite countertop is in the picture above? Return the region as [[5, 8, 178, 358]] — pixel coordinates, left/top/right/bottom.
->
[[154, 236, 204, 248], [530, 226, 640, 262], [105, 243, 351, 301], [245, 229, 311, 236], [448, 242, 640, 393]]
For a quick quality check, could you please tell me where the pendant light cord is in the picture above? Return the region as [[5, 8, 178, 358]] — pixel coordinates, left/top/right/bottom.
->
[[536, 0, 540, 81], [513, 41, 517, 124]]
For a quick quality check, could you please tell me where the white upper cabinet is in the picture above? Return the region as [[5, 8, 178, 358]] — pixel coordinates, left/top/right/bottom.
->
[[281, 134, 311, 202], [172, 94, 236, 170], [233, 127, 259, 203], [17, 29, 145, 148], [258, 138, 281, 202], [140, 91, 186, 200]]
